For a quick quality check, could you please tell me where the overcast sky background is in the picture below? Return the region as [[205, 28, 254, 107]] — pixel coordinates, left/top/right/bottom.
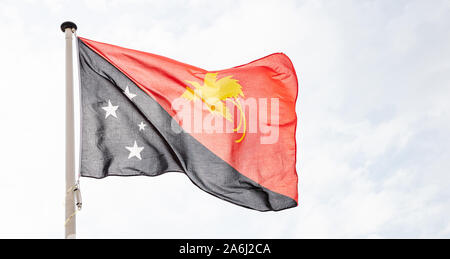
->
[[0, 0, 449, 238]]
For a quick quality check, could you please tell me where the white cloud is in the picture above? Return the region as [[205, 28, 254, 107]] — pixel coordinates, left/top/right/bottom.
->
[[0, 0, 449, 238]]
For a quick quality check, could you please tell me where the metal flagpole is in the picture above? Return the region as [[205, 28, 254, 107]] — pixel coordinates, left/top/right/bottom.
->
[[61, 21, 77, 239]]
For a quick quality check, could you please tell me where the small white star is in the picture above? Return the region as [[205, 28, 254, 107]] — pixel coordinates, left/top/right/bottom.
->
[[138, 121, 147, 131], [102, 100, 119, 119], [124, 86, 136, 100], [125, 141, 144, 160]]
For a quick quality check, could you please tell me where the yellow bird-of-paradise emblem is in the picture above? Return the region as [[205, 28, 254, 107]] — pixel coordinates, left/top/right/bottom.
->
[[180, 73, 246, 143]]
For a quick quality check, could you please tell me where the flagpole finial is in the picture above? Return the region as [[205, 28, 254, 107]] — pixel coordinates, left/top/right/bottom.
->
[[61, 21, 77, 32]]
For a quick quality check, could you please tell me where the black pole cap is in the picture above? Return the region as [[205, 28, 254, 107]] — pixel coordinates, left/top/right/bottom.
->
[[60, 21, 77, 32]]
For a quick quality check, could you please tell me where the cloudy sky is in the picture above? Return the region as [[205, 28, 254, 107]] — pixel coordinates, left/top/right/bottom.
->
[[0, 0, 449, 238]]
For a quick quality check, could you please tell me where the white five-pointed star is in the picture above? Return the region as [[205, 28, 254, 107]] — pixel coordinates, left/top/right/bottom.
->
[[124, 86, 136, 100], [138, 121, 146, 131], [102, 100, 119, 119], [125, 141, 144, 160]]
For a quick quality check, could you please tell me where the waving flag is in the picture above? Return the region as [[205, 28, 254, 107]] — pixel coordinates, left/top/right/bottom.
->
[[78, 37, 298, 211]]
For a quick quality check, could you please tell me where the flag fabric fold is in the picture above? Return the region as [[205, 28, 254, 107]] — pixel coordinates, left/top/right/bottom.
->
[[77, 37, 298, 211]]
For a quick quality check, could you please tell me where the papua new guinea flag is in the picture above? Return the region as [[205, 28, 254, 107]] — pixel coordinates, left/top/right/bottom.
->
[[78, 37, 298, 211]]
